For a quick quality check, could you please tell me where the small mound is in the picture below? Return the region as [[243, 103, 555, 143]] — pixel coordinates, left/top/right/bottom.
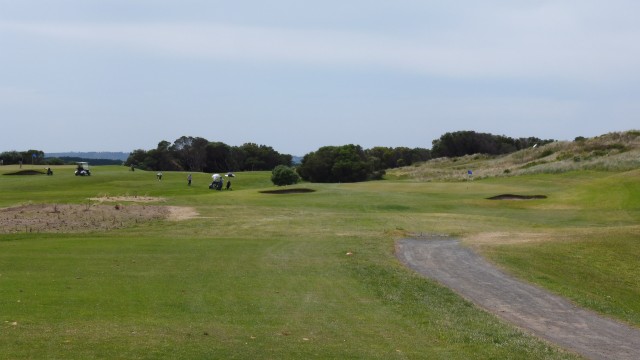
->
[[260, 188, 316, 194], [3, 170, 45, 175], [487, 194, 547, 200]]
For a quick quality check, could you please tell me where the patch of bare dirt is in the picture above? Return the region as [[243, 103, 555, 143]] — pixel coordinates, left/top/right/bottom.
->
[[88, 195, 166, 203], [166, 206, 199, 221], [0, 203, 197, 234]]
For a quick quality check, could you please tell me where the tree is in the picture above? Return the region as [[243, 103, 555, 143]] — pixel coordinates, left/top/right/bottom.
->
[[124, 141, 181, 171], [23, 150, 45, 165], [229, 143, 292, 171], [125, 149, 150, 169], [297, 144, 375, 183], [171, 136, 209, 171], [0, 151, 23, 165], [204, 142, 231, 172], [271, 165, 300, 186], [431, 131, 554, 158]]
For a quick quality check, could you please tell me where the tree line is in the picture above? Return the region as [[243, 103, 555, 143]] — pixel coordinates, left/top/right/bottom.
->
[[124, 136, 293, 173], [295, 131, 554, 183], [297, 145, 430, 183], [0, 150, 123, 166], [2, 131, 555, 183], [0, 150, 46, 165], [430, 131, 554, 158]]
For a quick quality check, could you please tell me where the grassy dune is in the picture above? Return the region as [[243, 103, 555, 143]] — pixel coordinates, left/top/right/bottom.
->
[[1, 157, 638, 358]]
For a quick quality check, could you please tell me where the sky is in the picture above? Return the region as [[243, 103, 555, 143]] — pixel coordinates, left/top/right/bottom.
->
[[1, 1, 639, 156]]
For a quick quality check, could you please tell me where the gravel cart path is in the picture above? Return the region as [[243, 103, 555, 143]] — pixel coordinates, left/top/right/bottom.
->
[[396, 238, 640, 360]]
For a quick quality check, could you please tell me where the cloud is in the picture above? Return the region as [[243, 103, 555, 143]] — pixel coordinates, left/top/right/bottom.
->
[[0, 86, 45, 105], [2, 17, 639, 83]]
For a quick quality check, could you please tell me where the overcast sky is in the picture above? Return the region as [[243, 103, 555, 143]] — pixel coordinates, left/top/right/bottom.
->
[[1, 1, 639, 156]]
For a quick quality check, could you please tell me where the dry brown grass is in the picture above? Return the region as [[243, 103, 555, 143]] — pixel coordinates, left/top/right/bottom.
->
[[0, 203, 199, 233], [390, 130, 640, 181]]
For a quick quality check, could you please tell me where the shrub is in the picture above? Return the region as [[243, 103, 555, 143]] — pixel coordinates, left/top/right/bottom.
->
[[271, 165, 300, 186]]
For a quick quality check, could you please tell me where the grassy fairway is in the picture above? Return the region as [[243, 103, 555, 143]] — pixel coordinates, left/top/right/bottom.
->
[[4, 164, 635, 358]]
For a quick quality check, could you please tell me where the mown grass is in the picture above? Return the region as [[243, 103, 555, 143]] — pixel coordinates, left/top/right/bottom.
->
[[3, 162, 638, 358]]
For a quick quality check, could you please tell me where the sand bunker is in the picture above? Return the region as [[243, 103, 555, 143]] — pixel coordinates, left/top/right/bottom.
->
[[487, 194, 547, 200], [259, 188, 316, 194], [3, 170, 46, 175]]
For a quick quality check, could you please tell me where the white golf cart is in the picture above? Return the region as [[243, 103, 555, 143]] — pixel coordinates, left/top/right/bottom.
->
[[75, 162, 91, 176]]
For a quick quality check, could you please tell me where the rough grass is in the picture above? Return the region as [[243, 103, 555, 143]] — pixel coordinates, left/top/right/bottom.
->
[[389, 130, 640, 181]]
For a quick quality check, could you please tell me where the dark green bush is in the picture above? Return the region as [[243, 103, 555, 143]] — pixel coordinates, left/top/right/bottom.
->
[[271, 165, 300, 186]]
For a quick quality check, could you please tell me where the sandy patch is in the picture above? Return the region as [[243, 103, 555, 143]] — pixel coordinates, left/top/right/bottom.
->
[[167, 206, 200, 221], [89, 196, 166, 203], [0, 203, 198, 234]]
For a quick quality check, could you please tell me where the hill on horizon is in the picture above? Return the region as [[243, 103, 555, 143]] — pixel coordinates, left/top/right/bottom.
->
[[46, 151, 129, 161]]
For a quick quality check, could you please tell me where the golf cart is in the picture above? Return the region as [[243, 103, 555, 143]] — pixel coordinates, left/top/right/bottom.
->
[[209, 173, 223, 190], [75, 162, 91, 176]]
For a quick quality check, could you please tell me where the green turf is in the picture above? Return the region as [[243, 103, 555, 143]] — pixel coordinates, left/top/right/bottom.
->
[[3, 163, 637, 358]]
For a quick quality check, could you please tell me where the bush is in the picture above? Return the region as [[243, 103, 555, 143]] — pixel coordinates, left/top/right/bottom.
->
[[271, 165, 300, 186]]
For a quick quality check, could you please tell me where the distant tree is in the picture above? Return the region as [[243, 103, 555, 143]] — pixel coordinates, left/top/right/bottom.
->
[[124, 137, 293, 172], [365, 146, 431, 170], [0, 151, 23, 165], [125, 149, 149, 169], [431, 131, 554, 158], [230, 143, 292, 171], [54, 157, 121, 165], [22, 150, 45, 165], [45, 157, 65, 165], [171, 136, 209, 171], [154, 140, 181, 171], [124, 141, 181, 171], [271, 165, 300, 186], [204, 142, 232, 172], [297, 144, 376, 183], [0, 150, 46, 165]]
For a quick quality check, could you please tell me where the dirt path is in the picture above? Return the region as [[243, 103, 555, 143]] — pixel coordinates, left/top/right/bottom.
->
[[396, 238, 640, 360]]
